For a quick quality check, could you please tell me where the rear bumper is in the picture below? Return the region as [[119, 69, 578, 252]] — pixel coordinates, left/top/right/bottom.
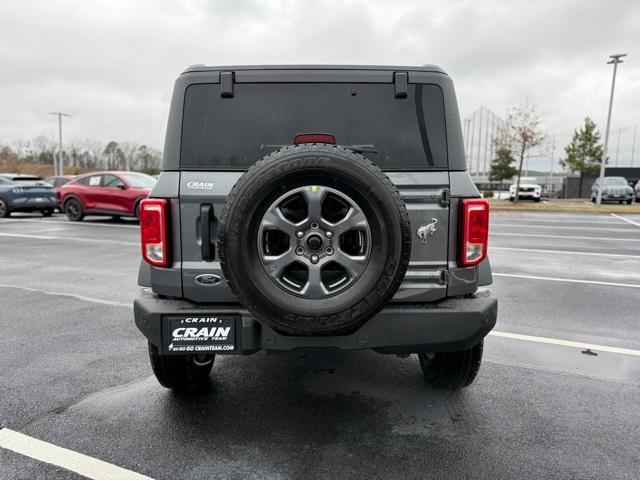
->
[[134, 287, 497, 355], [510, 191, 540, 199], [9, 197, 57, 210], [601, 193, 633, 202]]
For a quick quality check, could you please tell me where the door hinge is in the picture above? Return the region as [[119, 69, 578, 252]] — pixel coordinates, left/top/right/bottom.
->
[[220, 71, 234, 98], [439, 269, 450, 285], [394, 71, 408, 98]]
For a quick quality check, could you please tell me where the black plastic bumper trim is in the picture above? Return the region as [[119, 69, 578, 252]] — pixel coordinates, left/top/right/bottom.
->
[[134, 288, 497, 354]]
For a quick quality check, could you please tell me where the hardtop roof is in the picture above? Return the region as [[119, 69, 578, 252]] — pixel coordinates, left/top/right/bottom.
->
[[181, 64, 447, 75]]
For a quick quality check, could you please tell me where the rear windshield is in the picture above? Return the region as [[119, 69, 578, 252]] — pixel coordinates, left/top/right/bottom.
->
[[180, 83, 447, 170]]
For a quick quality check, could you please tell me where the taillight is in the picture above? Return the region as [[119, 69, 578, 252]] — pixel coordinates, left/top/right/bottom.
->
[[459, 198, 489, 267], [294, 133, 336, 145], [140, 198, 169, 267]]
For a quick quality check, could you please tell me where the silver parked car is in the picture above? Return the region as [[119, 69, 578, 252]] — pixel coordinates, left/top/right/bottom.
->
[[590, 177, 634, 204]]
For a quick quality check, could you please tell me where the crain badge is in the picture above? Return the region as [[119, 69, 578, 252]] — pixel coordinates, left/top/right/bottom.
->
[[417, 218, 438, 244], [195, 273, 222, 286], [186, 181, 214, 190]]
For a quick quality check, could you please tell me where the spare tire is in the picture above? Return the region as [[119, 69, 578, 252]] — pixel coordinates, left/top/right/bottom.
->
[[218, 144, 411, 336]]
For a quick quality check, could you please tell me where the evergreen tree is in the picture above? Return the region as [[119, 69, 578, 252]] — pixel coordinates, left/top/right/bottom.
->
[[559, 117, 603, 174], [489, 147, 517, 182]]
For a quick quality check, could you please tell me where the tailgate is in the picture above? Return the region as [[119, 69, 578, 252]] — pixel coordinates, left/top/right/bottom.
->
[[388, 172, 449, 302], [180, 172, 242, 303], [179, 171, 449, 304]]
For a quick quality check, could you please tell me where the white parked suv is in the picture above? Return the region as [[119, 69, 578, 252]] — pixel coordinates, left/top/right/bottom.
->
[[509, 177, 542, 202]]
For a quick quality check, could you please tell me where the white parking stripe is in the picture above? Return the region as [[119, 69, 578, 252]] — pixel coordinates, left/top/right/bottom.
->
[[491, 246, 640, 258], [491, 232, 640, 242], [41, 218, 140, 229], [0, 231, 138, 246], [492, 217, 620, 225], [493, 272, 640, 289], [0, 232, 56, 240], [489, 331, 640, 357], [491, 223, 637, 232], [0, 283, 131, 308], [611, 213, 640, 227], [0, 428, 153, 480], [0, 218, 139, 229]]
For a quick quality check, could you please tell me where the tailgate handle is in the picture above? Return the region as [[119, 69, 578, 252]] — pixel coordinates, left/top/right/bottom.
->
[[200, 204, 216, 261]]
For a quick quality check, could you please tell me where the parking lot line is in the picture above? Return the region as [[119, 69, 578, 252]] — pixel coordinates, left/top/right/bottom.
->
[[493, 272, 640, 289], [0, 232, 56, 240], [0, 283, 131, 308], [491, 232, 640, 242], [491, 223, 638, 232], [489, 331, 640, 357], [0, 231, 138, 246], [610, 213, 640, 228], [40, 218, 140, 229], [491, 246, 640, 258], [0, 218, 139, 229], [0, 428, 153, 480]]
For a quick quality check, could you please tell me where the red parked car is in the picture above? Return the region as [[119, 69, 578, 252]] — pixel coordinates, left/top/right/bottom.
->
[[58, 171, 156, 221]]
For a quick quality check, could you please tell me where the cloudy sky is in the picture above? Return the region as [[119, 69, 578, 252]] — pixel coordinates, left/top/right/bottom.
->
[[1, 0, 638, 170]]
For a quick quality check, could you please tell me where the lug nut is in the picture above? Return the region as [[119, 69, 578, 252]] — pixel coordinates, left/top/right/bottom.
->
[[310, 254, 319, 264], [296, 231, 304, 238], [311, 222, 319, 229], [325, 231, 333, 238], [296, 247, 304, 255], [325, 247, 334, 255]]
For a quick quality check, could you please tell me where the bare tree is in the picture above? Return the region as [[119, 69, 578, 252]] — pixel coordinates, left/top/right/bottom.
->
[[495, 100, 546, 203], [120, 141, 139, 171], [32, 136, 56, 172], [0, 145, 21, 173]]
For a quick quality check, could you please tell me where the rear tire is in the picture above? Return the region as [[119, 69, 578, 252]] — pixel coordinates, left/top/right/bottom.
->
[[64, 198, 84, 221], [626, 199, 632, 205], [0, 198, 10, 218], [41, 209, 54, 217], [418, 341, 483, 389], [148, 342, 214, 392]]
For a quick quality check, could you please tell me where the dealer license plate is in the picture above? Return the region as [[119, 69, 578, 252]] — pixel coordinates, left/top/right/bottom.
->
[[163, 315, 235, 354]]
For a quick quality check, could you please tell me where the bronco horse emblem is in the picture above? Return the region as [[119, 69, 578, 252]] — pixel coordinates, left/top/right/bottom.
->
[[417, 218, 438, 244]]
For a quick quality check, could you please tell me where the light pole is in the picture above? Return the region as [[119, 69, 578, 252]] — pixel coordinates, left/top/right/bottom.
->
[[596, 54, 627, 205], [49, 112, 71, 176]]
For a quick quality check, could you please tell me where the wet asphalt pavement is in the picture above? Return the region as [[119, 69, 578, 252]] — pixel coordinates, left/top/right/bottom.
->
[[1, 210, 639, 479]]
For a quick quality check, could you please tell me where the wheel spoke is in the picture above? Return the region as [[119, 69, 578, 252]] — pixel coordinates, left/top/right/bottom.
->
[[261, 207, 297, 236], [301, 264, 326, 298], [332, 207, 367, 235], [262, 249, 297, 280], [301, 186, 327, 221], [334, 250, 368, 278]]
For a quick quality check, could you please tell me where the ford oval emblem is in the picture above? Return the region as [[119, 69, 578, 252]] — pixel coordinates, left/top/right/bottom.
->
[[195, 274, 222, 286]]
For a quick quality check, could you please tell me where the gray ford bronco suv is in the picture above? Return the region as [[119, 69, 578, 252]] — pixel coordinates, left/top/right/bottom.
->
[[134, 65, 497, 392]]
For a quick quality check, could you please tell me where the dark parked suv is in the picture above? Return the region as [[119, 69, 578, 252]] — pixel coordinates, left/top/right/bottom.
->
[[134, 65, 497, 392]]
